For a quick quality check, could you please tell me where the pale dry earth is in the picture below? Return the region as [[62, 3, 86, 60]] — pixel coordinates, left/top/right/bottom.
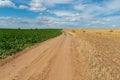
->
[[0, 29, 120, 80]]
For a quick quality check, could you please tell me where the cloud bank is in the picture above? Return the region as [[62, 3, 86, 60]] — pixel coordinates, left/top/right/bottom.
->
[[0, 0, 120, 28]]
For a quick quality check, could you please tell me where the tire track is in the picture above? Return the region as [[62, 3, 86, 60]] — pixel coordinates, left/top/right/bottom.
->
[[0, 34, 65, 80], [45, 34, 73, 80], [14, 34, 66, 80]]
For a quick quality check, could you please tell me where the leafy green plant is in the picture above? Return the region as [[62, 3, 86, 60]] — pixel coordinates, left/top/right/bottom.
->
[[0, 29, 62, 59]]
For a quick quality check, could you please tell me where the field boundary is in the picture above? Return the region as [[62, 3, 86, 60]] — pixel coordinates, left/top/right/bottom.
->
[[0, 34, 62, 66]]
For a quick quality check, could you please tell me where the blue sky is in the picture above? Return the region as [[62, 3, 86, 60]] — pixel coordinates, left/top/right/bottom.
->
[[0, 0, 120, 28]]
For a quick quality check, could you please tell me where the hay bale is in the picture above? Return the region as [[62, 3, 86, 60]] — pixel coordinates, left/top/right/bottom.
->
[[110, 30, 113, 32]]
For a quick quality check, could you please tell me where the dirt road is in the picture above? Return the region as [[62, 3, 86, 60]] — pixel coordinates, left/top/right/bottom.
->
[[0, 30, 120, 80]]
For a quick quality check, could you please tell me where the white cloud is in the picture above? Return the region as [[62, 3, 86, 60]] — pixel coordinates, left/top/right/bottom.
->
[[27, 0, 73, 12], [0, 0, 120, 28], [74, 4, 105, 18], [74, 4, 86, 11], [104, 0, 120, 14], [88, 20, 106, 24], [86, 15, 120, 28], [74, 0, 120, 17], [44, 0, 73, 6], [53, 11, 74, 17], [53, 11, 82, 21], [105, 0, 120, 10], [19, 5, 28, 9], [0, 0, 16, 8], [0, 15, 120, 28], [29, 0, 46, 12], [0, 16, 82, 28], [17, 0, 46, 12]]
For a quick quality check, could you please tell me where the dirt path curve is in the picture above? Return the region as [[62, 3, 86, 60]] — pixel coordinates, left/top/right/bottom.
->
[[0, 33, 90, 80]]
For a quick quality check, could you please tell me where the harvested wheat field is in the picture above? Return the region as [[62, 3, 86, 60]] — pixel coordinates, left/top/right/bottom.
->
[[0, 29, 120, 80]]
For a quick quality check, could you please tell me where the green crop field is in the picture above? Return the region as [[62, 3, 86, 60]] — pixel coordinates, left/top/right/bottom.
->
[[0, 29, 62, 59]]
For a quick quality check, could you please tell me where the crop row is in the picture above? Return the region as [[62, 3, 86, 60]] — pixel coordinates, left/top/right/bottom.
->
[[0, 29, 62, 59]]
